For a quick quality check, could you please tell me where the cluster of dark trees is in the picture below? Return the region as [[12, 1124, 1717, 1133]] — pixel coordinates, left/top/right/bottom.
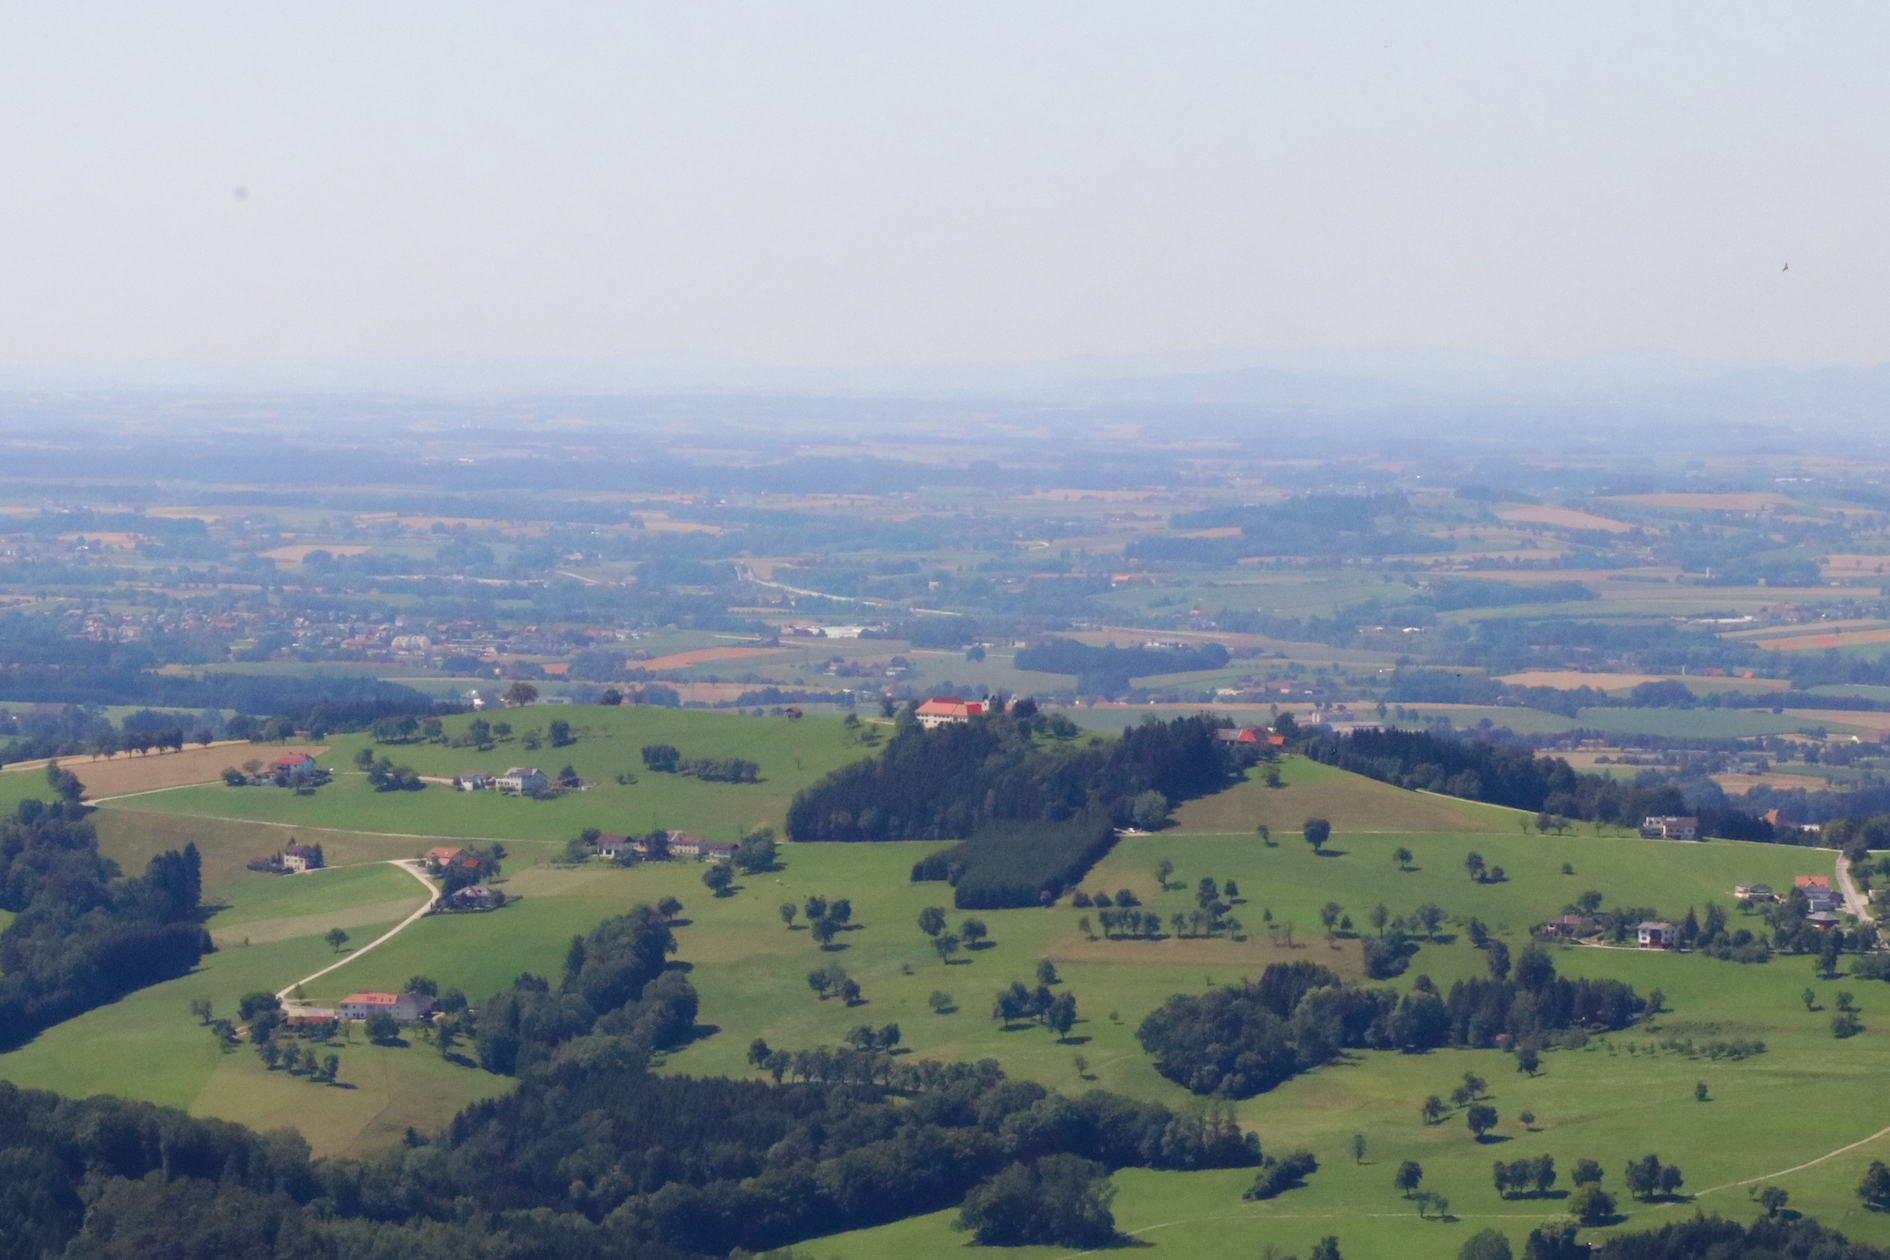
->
[[798, 710, 1238, 905], [639, 743, 760, 783], [472, 904, 692, 1076], [910, 819, 1119, 910], [0, 796, 212, 1052], [4, 1075, 1882, 1260], [1437, 969, 1647, 1050], [1013, 638, 1230, 695], [1137, 957, 1646, 1099]]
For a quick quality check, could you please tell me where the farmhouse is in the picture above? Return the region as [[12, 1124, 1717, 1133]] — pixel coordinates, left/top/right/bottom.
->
[[1637, 921, 1676, 949], [270, 752, 321, 787], [1734, 882, 1776, 902], [424, 845, 464, 870], [1540, 913, 1600, 939], [456, 771, 493, 791], [1794, 875, 1837, 914], [279, 842, 323, 873], [339, 991, 434, 1022], [1213, 727, 1262, 744], [283, 1007, 337, 1028], [594, 833, 631, 858], [1640, 815, 1700, 841], [496, 766, 547, 794], [446, 885, 496, 909], [915, 697, 986, 728]]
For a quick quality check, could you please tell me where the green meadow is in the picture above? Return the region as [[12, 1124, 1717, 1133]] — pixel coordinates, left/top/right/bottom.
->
[[5, 706, 1890, 1256], [92, 705, 869, 844]]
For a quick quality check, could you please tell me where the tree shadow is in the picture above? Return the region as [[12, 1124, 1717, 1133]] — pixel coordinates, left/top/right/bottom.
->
[[326, 1081, 359, 1090], [967, 940, 997, 951], [682, 1023, 720, 1045], [944, 957, 972, 965], [1056, 1034, 1092, 1046], [818, 942, 849, 952], [443, 1051, 478, 1068], [663, 960, 694, 973], [1313, 848, 1347, 858], [1474, 1134, 1512, 1145]]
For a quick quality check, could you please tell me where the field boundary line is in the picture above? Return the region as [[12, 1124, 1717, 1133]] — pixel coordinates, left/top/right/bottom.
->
[[88, 782, 223, 805], [274, 860, 439, 1001], [93, 805, 547, 846]]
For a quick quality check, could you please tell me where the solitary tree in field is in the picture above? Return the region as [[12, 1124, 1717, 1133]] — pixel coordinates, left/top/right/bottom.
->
[[1369, 904, 1389, 936], [1320, 902, 1343, 934], [1467, 1104, 1498, 1139], [811, 917, 839, 947], [703, 863, 733, 896], [918, 906, 946, 938], [1861, 1160, 1890, 1210], [960, 919, 989, 948], [1303, 818, 1331, 854], [321, 1054, 340, 1084], [928, 990, 953, 1013], [1393, 847, 1413, 871], [325, 928, 349, 953], [1465, 851, 1486, 882], [1421, 1095, 1446, 1125], [1395, 1159, 1424, 1197], [1154, 859, 1174, 889], [1352, 1133, 1366, 1164], [1758, 1186, 1788, 1217], [780, 902, 798, 929], [933, 933, 961, 964], [190, 999, 213, 1024]]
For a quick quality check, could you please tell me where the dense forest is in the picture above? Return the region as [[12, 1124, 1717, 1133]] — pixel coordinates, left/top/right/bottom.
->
[[1136, 958, 1645, 1099], [790, 709, 1242, 904], [0, 794, 212, 1051], [0, 1049, 1261, 1258]]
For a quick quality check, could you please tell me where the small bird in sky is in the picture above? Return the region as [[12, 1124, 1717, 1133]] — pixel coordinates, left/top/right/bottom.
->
[[1782, 262, 1789, 271]]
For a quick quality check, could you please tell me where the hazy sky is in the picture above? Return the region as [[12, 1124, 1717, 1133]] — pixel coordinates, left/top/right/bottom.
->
[[1, 3, 1886, 371]]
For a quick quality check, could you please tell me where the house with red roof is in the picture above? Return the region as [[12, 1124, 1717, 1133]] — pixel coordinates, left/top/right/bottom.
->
[[915, 697, 986, 728]]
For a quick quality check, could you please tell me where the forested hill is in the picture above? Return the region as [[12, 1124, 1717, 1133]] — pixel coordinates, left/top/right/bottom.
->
[[0, 796, 212, 1051], [786, 708, 1240, 843], [1297, 727, 1787, 842]]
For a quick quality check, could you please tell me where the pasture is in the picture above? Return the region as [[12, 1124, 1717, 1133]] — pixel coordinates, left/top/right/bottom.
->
[[94, 704, 872, 845], [8, 719, 1890, 1256]]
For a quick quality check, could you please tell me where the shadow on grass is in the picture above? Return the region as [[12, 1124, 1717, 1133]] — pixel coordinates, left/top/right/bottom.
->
[[1056, 1035, 1092, 1046], [1313, 848, 1347, 858], [1473, 1134, 1512, 1145]]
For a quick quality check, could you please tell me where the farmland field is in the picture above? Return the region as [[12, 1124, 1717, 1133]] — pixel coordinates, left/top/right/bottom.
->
[[8, 714, 1890, 1258]]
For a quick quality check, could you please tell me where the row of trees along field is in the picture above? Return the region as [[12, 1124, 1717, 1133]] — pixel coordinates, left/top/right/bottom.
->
[[0, 789, 211, 1052], [1136, 958, 1645, 1099], [791, 709, 1249, 906]]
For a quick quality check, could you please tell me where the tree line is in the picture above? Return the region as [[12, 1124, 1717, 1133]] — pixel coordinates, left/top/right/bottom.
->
[[1136, 956, 1646, 1099], [0, 793, 212, 1052]]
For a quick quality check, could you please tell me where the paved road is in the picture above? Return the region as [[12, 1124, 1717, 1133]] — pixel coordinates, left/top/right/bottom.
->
[[1836, 852, 1875, 922], [274, 860, 439, 1001]]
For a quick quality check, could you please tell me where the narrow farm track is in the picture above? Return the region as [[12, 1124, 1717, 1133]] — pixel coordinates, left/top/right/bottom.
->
[[274, 860, 439, 1001], [1836, 853, 1874, 922]]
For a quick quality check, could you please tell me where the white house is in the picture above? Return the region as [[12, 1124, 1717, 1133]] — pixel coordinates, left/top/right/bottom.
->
[[496, 766, 547, 794], [1637, 921, 1676, 949], [279, 843, 323, 873], [915, 697, 986, 728], [340, 991, 434, 1022], [1640, 816, 1700, 841], [595, 833, 630, 858], [456, 772, 493, 791]]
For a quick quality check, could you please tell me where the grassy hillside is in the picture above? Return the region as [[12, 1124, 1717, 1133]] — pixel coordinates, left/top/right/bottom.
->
[[10, 732, 1890, 1257], [87, 704, 873, 844]]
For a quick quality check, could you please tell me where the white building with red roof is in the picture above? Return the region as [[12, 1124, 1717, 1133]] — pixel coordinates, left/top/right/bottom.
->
[[915, 697, 986, 728]]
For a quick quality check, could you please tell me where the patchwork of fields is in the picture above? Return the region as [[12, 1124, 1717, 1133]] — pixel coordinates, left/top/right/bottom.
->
[[4, 704, 1888, 1259]]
